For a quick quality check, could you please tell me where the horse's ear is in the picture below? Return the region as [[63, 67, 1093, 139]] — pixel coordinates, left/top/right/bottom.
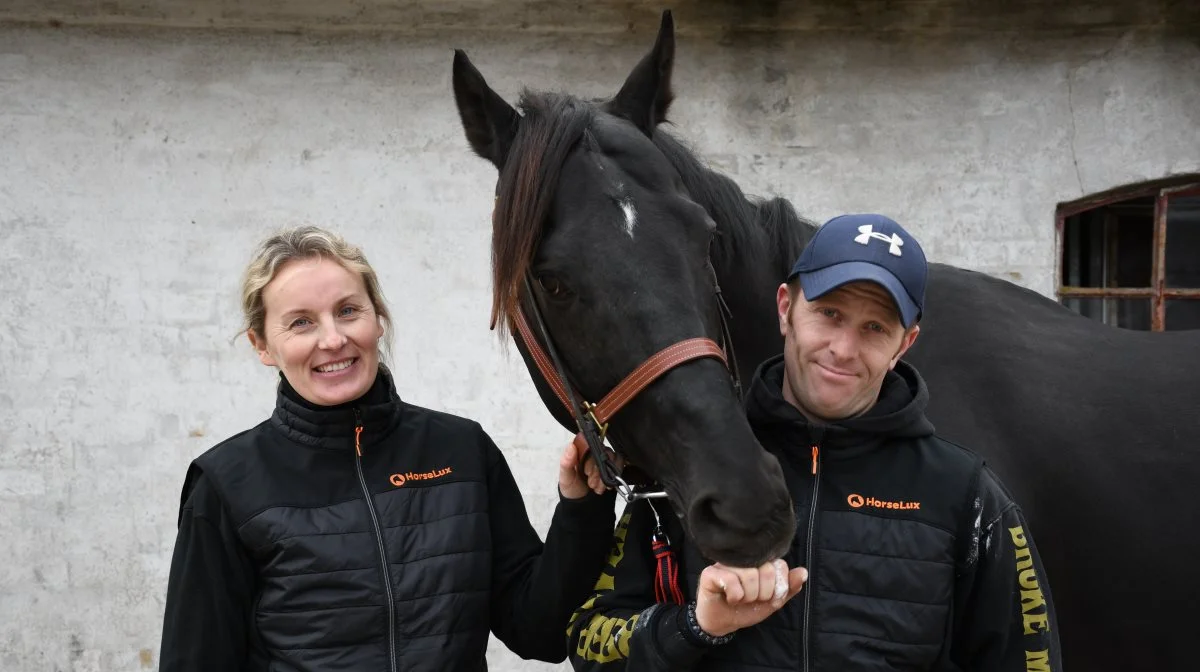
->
[[608, 10, 675, 136], [452, 49, 519, 169]]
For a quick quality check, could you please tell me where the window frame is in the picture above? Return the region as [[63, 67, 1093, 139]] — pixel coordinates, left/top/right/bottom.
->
[[1056, 179, 1200, 331]]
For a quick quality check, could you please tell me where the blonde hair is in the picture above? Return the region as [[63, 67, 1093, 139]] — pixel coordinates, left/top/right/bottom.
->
[[240, 226, 393, 362]]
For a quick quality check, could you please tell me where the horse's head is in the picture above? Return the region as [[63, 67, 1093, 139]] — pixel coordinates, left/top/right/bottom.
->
[[451, 11, 794, 566]]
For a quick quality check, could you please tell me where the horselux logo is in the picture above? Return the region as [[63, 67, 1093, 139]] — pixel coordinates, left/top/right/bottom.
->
[[847, 493, 920, 510], [390, 466, 452, 488]]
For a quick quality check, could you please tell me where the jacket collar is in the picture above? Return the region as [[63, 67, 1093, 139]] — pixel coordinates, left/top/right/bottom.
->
[[744, 354, 935, 460], [270, 367, 404, 452]]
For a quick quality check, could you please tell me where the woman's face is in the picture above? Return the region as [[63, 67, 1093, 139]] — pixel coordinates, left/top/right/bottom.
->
[[249, 256, 384, 406]]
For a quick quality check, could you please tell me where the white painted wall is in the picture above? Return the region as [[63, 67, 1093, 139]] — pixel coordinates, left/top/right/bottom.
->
[[1, 13, 1197, 671]]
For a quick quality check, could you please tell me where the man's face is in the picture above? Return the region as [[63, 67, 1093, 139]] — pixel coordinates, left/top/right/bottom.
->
[[776, 280, 920, 421]]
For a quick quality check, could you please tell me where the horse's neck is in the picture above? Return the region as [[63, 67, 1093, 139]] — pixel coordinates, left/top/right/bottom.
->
[[705, 202, 810, 374], [716, 258, 784, 380], [655, 130, 813, 375], [711, 210, 805, 377]]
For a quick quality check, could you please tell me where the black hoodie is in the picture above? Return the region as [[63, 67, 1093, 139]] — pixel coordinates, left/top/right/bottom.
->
[[568, 355, 1062, 671]]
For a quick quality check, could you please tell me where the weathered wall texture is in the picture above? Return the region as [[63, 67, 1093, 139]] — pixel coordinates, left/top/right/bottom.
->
[[2, 0, 1198, 36], [1, 2, 1197, 670]]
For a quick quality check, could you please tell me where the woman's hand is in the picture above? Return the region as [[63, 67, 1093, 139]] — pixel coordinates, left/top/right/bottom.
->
[[558, 434, 610, 499]]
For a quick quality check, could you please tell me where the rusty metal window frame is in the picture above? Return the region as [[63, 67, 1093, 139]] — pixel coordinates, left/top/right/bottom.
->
[[1056, 179, 1200, 331]]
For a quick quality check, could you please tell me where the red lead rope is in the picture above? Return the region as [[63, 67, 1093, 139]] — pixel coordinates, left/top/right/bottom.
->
[[648, 500, 685, 605], [653, 537, 685, 604]]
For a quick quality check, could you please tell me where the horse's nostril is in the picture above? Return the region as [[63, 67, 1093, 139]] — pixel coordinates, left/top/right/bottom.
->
[[689, 493, 746, 537], [691, 495, 723, 529], [686, 487, 796, 567]]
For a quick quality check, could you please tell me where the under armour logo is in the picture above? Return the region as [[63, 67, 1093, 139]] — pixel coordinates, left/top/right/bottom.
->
[[854, 225, 904, 257]]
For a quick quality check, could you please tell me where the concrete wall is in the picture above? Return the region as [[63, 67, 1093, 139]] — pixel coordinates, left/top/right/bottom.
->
[[1, 3, 1197, 670], [2, 0, 1198, 36]]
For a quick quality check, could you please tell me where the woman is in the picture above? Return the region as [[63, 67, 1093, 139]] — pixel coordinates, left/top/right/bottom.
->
[[159, 226, 616, 671]]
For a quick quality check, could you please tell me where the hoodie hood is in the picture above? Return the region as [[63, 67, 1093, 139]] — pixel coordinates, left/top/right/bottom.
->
[[745, 354, 935, 459]]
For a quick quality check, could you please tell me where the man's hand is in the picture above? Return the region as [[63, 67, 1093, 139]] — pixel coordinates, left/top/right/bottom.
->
[[694, 560, 808, 637]]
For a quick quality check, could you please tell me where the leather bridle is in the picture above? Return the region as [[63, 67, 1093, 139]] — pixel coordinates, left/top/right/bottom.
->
[[513, 267, 741, 502]]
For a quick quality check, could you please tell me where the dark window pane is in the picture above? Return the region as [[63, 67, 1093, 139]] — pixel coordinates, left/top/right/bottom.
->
[[1062, 297, 1152, 330], [1165, 193, 1200, 289], [1061, 198, 1154, 289], [1166, 299, 1200, 331]]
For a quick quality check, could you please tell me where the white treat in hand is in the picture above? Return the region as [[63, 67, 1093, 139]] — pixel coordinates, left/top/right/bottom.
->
[[772, 559, 788, 601]]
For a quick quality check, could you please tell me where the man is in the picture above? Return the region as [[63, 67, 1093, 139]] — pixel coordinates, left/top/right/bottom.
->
[[567, 214, 1060, 671]]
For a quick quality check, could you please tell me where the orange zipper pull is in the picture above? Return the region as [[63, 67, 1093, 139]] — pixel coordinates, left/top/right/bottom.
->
[[353, 408, 364, 457], [811, 445, 819, 475]]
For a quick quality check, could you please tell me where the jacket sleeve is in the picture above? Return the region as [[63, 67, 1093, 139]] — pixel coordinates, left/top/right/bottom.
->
[[568, 500, 715, 671], [485, 429, 617, 662], [950, 466, 1062, 671], [159, 467, 256, 672]]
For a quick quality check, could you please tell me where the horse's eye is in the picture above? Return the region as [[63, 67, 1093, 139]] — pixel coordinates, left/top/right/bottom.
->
[[537, 273, 569, 298]]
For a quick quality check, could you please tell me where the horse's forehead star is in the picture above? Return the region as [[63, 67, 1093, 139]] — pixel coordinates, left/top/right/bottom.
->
[[601, 175, 637, 239], [619, 197, 638, 238]]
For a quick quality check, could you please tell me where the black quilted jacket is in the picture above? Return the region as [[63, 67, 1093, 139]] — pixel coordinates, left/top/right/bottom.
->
[[568, 357, 1061, 671], [160, 370, 615, 671]]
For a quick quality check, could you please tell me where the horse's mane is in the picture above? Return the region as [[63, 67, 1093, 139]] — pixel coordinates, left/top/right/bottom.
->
[[490, 92, 815, 335], [490, 91, 594, 336], [652, 130, 817, 279]]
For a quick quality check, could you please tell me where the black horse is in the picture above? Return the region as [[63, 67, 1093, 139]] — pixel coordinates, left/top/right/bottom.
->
[[452, 11, 1200, 670]]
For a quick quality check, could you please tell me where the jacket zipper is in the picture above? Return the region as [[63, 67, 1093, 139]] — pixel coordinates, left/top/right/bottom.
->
[[354, 409, 398, 672], [802, 433, 823, 672]]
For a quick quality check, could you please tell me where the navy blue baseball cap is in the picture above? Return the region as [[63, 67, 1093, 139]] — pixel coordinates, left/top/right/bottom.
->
[[787, 214, 927, 328]]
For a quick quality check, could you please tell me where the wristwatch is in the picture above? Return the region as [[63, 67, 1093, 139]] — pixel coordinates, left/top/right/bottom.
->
[[680, 600, 736, 647]]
